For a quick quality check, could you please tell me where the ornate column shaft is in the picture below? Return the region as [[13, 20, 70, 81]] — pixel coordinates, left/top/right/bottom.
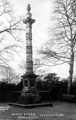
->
[[23, 4, 35, 74]]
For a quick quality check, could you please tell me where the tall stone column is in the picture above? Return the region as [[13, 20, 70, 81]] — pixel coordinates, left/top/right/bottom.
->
[[23, 4, 35, 74], [21, 4, 37, 90]]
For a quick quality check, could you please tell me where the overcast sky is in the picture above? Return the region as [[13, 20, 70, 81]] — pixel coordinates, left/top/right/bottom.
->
[[7, 0, 70, 78], [10, 0, 52, 46]]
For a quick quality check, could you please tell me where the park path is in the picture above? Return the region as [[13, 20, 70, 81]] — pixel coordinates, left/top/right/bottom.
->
[[0, 101, 76, 120]]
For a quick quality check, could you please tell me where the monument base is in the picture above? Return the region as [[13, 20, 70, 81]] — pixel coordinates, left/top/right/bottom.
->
[[21, 73, 37, 87], [18, 87, 41, 104], [18, 73, 41, 104], [9, 73, 53, 107]]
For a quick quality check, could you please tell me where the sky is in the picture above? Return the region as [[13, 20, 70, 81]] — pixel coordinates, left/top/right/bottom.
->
[[10, 0, 52, 48], [6, 0, 70, 79]]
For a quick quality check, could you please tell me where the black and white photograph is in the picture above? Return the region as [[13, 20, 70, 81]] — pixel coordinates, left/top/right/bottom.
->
[[0, 0, 76, 120]]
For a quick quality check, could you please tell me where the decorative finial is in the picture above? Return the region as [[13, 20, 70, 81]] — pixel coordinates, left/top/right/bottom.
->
[[27, 4, 31, 12]]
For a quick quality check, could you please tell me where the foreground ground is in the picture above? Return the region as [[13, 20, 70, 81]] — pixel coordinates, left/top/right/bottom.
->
[[0, 101, 76, 120]]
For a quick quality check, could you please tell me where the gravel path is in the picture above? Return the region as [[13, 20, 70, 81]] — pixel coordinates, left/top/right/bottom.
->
[[0, 101, 76, 120]]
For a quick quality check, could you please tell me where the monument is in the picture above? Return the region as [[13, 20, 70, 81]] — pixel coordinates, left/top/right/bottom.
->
[[18, 4, 41, 104], [22, 4, 36, 90], [9, 4, 52, 107]]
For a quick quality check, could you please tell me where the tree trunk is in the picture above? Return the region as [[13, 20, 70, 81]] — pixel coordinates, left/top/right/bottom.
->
[[67, 49, 74, 94]]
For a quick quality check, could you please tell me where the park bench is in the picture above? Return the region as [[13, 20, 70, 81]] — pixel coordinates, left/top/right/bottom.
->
[[61, 94, 76, 102]]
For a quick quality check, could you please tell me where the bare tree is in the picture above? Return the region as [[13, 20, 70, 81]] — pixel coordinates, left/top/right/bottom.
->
[[0, 0, 24, 69], [38, 0, 76, 94], [0, 66, 20, 84], [0, 0, 26, 84]]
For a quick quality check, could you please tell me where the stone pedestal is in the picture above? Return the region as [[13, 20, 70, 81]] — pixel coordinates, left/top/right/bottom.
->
[[18, 73, 41, 104], [22, 73, 37, 88]]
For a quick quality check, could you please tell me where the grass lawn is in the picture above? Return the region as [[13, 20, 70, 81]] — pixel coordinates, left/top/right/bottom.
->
[[0, 101, 76, 120]]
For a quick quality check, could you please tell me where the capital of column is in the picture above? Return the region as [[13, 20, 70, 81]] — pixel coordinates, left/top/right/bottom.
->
[[23, 18, 35, 25], [23, 4, 35, 25]]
